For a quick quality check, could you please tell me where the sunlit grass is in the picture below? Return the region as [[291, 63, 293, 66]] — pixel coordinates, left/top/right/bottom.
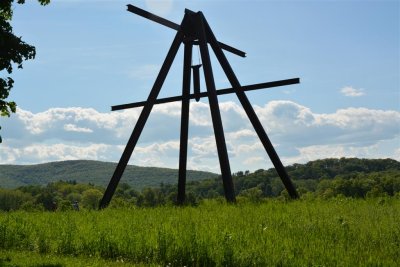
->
[[0, 198, 399, 266]]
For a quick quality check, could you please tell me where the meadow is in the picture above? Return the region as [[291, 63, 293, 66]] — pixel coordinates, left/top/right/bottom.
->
[[0, 198, 399, 266]]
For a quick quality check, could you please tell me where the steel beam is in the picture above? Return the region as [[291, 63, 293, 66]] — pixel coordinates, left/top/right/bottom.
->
[[204, 18, 299, 199], [177, 42, 193, 205], [99, 23, 185, 209], [111, 78, 299, 111], [197, 12, 236, 202], [127, 4, 180, 31], [127, 4, 246, 57], [192, 64, 202, 102]]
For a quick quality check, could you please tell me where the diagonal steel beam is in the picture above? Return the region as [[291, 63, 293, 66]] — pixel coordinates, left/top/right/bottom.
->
[[99, 20, 185, 209], [203, 17, 299, 199], [127, 4, 180, 31], [127, 4, 246, 57], [197, 12, 236, 202], [111, 78, 299, 111]]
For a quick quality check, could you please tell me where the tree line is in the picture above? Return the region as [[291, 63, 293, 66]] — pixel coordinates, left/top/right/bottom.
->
[[0, 158, 399, 211]]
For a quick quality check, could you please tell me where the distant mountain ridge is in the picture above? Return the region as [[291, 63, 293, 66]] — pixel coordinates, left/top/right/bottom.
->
[[1, 158, 399, 190], [0, 160, 218, 189]]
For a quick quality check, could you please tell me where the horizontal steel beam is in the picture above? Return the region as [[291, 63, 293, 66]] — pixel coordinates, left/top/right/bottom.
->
[[112, 78, 300, 111], [127, 4, 246, 57]]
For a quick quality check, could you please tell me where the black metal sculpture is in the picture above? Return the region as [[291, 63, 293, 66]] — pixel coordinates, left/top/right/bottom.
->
[[99, 4, 299, 209]]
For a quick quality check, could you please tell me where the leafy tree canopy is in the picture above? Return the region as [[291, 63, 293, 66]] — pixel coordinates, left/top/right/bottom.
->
[[0, 0, 50, 142]]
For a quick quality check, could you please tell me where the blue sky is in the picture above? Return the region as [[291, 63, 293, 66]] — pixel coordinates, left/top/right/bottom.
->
[[0, 0, 399, 173]]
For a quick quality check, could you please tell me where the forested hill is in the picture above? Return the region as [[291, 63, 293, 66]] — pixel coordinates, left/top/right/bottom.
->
[[182, 158, 400, 199], [0, 158, 398, 191], [284, 157, 400, 180], [0, 158, 399, 210], [0, 160, 217, 189]]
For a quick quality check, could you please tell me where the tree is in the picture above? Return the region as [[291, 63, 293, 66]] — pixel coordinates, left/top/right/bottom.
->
[[81, 189, 103, 210], [238, 187, 263, 203], [35, 190, 57, 211], [0, 0, 50, 142], [0, 188, 33, 211]]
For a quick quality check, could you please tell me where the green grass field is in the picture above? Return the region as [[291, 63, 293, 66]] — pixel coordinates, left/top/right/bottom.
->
[[1, 198, 399, 266]]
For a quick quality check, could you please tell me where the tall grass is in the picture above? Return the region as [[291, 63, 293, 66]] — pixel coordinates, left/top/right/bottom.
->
[[0, 198, 399, 266]]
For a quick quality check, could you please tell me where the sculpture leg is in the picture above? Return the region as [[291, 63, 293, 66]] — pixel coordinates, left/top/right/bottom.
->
[[99, 30, 185, 209], [177, 41, 193, 205], [196, 13, 236, 202], [204, 19, 299, 199]]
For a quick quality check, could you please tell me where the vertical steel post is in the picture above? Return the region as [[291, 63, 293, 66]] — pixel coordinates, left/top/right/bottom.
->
[[192, 64, 202, 102], [196, 13, 236, 202], [203, 19, 299, 199], [177, 41, 193, 205], [99, 27, 185, 209]]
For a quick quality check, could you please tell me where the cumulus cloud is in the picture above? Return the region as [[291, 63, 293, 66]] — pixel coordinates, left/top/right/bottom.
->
[[340, 86, 365, 97], [0, 143, 122, 165], [64, 124, 93, 133], [284, 138, 400, 165], [255, 101, 400, 148], [1, 100, 399, 172]]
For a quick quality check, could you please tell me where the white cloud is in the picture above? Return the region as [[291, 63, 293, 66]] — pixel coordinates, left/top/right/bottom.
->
[[1, 100, 399, 172], [64, 124, 93, 133], [243, 156, 264, 166], [284, 138, 400, 165], [227, 129, 257, 140], [340, 86, 365, 97], [0, 143, 120, 164]]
